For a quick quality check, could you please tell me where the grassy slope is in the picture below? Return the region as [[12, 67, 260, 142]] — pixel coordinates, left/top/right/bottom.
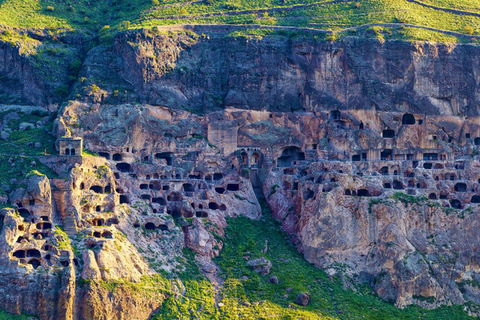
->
[[0, 110, 57, 194], [1, 0, 480, 41], [0, 310, 34, 319], [147, 203, 473, 319]]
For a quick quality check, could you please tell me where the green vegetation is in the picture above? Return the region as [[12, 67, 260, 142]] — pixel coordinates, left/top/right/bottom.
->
[[0, 110, 57, 194], [0, 309, 35, 319], [392, 192, 429, 205], [54, 226, 72, 250], [149, 203, 473, 319], [1, 0, 480, 42]]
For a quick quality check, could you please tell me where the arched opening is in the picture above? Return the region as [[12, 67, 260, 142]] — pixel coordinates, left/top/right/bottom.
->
[[13, 250, 25, 258], [112, 153, 122, 161], [28, 259, 41, 269], [402, 114, 416, 125], [93, 219, 104, 227], [352, 155, 361, 162], [428, 193, 437, 200], [251, 153, 260, 165], [450, 199, 462, 209], [70, 148, 76, 156], [219, 204, 226, 211], [382, 129, 395, 138], [141, 194, 151, 201], [277, 146, 305, 167], [383, 183, 391, 189], [158, 224, 168, 231], [18, 208, 30, 219], [380, 166, 389, 175], [27, 249, 41, 258], [102, 231, 113, 238], [65, 148, 70, 156], [116, 163, 131, 172], [98, 152, 110, 160], [241, 152, 248, 165], [208, 202, 219, 210], [213, 173, 224, 181], [393, 180, 404, 190], [215, 187, 225, 194], [475, 137, 480, 146], [93, 231, 101, 238], [155, 152, 173, 165], [80, 182, 85, 190], [140, 184, 148, 190], [423, 163, 432, 169], [105, 185, 111, 193], [152, 197, 166, 205], [357, 189, 370, 197], [471, 195, 480, 203], [344, 189, 351, 196], [119, 195, 128, 204], [196, 211, 208, 218], [90, 186, 103, 194], [454, 183, 467, 192]]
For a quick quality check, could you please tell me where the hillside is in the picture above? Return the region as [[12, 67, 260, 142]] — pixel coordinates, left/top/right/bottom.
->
[[3, 0, 480, 320], [1, 0, 480, 41]]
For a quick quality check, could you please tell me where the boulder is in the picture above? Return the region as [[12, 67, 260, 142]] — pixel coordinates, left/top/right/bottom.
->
[[294, 292, 310, 306], [246, 257, 272, 275]]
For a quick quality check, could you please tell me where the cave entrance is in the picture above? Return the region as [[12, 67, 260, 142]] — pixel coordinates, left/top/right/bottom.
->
[[277, 146, 305, 167], [454, 183, 467, 192], [450, 199, 462, 209], [382, 129, 395, 138], [402, 114, 415, 125], [116, 163, 131, 172], [155, 152, 173, 165]]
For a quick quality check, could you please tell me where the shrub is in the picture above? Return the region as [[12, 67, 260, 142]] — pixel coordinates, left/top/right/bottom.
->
[[463, 25, 474, 35]]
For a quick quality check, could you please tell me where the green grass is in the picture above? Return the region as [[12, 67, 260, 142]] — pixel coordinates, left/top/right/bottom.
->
[[0, 110, 57, 194], [0, 0, 153, 31], [148, 202, 474, 319], [0, 309, 35, 319], [1, 0, 480, 42]]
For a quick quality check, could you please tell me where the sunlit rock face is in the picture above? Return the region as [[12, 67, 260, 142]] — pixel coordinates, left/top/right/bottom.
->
[[5, 26, 480, 318]]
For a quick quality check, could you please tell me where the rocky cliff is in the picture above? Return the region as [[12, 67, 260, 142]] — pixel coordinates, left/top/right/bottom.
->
[[78, 26, 480, 115], [3, 26, 480, 318]]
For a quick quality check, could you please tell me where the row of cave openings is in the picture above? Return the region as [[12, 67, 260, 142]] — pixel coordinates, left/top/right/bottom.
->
[[134, 222, 169, 231], [99, 152, 174, 165], [75, 182, 112, 194], [12, 246, 75, 270], [330, 111, 480, 145]]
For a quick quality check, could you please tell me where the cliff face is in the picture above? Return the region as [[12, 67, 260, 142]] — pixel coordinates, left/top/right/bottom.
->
[[5, 27, 480, 318], [0, 41, 44, 105], [78, 27, 480, 115]]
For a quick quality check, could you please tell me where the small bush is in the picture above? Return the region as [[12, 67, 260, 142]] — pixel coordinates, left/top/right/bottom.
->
[[463, 25, 474, 35]]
